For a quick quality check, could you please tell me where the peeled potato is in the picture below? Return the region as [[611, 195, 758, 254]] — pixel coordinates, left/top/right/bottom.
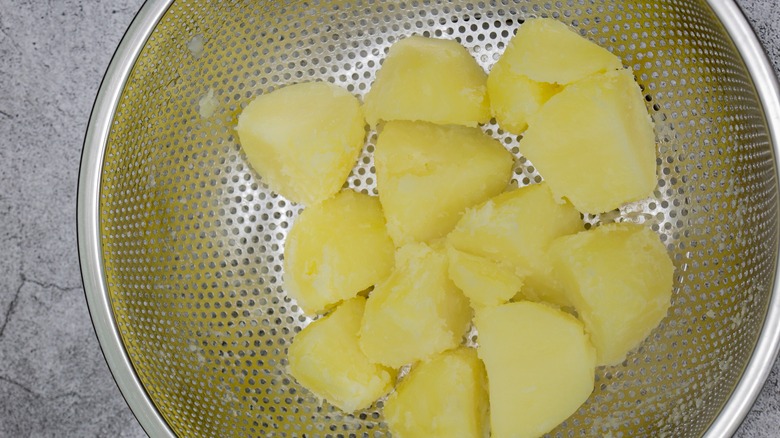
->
[[447, 246, 523, 309], [550, 223, 675, 366], [502, 18, 622, 85], [288, 297, 395, 413], [359, 243, 472, 368], [520, 69, 657, 214], [487, 55, 560, 134], [384, 348, 489, 438], [364, 36, 490, 127], [375, 121, 514, 246], [447, 183, 583, 306], [476, 301, 596, 438], [277, 20, 670, 430], [284, 190, 395, 315], [236, 81, 366, 206]]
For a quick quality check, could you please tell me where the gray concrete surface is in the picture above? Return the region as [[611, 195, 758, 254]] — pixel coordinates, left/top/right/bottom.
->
[[0, 1, 148, 436], [0, 0, 778, 436]]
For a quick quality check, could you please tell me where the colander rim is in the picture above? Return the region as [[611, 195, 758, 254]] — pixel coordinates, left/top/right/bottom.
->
[[76, 1, 780, 437], [78, 1, 177, 436], [693, 1, 780, 435]]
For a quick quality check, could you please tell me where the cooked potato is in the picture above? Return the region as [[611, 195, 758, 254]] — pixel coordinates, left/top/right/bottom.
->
[[278, 24, 669, 428], [550, 223, 675, 366], [447, 246, 523, 309], [236, 81, 366, 206], [384, 348, 489, 438], [375, 121, 514, 246], [288, 297, 395, 413], [284, 190, 395, 315], [475, 301, 596, 438], [502, 18, 622, 85], [447, 183, 582, 306], [364, 36, 490, 127], [359, 243, 472, 368], [520, 69, 657, 214], [487, 57, 560, 134]]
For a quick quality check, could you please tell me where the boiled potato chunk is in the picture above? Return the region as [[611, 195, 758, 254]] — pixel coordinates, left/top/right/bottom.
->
[[359, 243, 472, 368], [284, 190, 395, 315], [236, 81, 365, 205], [520, 69, 657, 214], [364, 36, 490, 127], [487, 57, 560, 134], [376, 121, 514, 246], [384, 348, 489, 438], [288, 297, 395, 412], [447, 246, 523, 309], [550, 223, 675, 366], [503, 18, 622, 85], [447, 183, 582, 306], [475, 302, 596, 438]]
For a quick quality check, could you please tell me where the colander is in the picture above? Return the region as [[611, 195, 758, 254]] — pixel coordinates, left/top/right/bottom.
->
[[78, 0, 780, 436]]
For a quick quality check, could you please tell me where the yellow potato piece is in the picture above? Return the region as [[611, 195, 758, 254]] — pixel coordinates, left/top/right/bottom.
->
[[288, 297, 395, 413], [447, 183, 583, 306], [520, 69, 657, 214], [364, 36, 490, 127], [384, 348, 489, 438], [447, 246, 523, 309], [487, 59, 560, 134], [475, 301, 596, 438], [550, 223, 675, 366], [274, 29, 671, 433], [236, 81, 366, 206], [359, 243, 472, 368], [284, 190, 395, 315], [376, 121, 514, 246], [503, 18, 622, 85]]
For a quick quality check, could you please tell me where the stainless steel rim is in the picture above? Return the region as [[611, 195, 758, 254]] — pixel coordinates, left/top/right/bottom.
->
[[78, 0, 177, 436], [701, 2, 780, 436], [76, 1, 780, 437]]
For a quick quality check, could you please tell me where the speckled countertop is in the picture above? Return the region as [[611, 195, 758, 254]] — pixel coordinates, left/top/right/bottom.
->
[[0, 1, 778, 436]]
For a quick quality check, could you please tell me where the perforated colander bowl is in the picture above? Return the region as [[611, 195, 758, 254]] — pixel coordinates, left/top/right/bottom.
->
[[78, 0, 780, 436]]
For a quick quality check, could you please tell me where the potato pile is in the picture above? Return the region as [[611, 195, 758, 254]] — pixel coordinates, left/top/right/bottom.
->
[[237, 18, 675, 438]]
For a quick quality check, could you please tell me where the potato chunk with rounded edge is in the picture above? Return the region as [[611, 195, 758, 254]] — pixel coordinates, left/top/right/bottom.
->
[[520, 69, 657, 214], [503, 18, 622, 85], [447, 246, 523, 309], [475, 301, 596, 438], [359, 243, 472, 368], [364, 36, 490, 128], [447, 183, 582, 306], [284, 190, 395, 315], [288, 297, 395, 413], [550, 223, 675, 366], [236, 81, 366, 206], [376, 121, 514, 246], [384, 348, 489, 438], [487, 60, 560, 134]]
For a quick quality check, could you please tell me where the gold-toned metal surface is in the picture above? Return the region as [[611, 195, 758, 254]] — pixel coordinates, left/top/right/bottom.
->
[[98, 0, 777, 436]]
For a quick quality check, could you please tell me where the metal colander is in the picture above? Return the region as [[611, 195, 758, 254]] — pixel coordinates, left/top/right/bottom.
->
[[78, 0, 780, 436]]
